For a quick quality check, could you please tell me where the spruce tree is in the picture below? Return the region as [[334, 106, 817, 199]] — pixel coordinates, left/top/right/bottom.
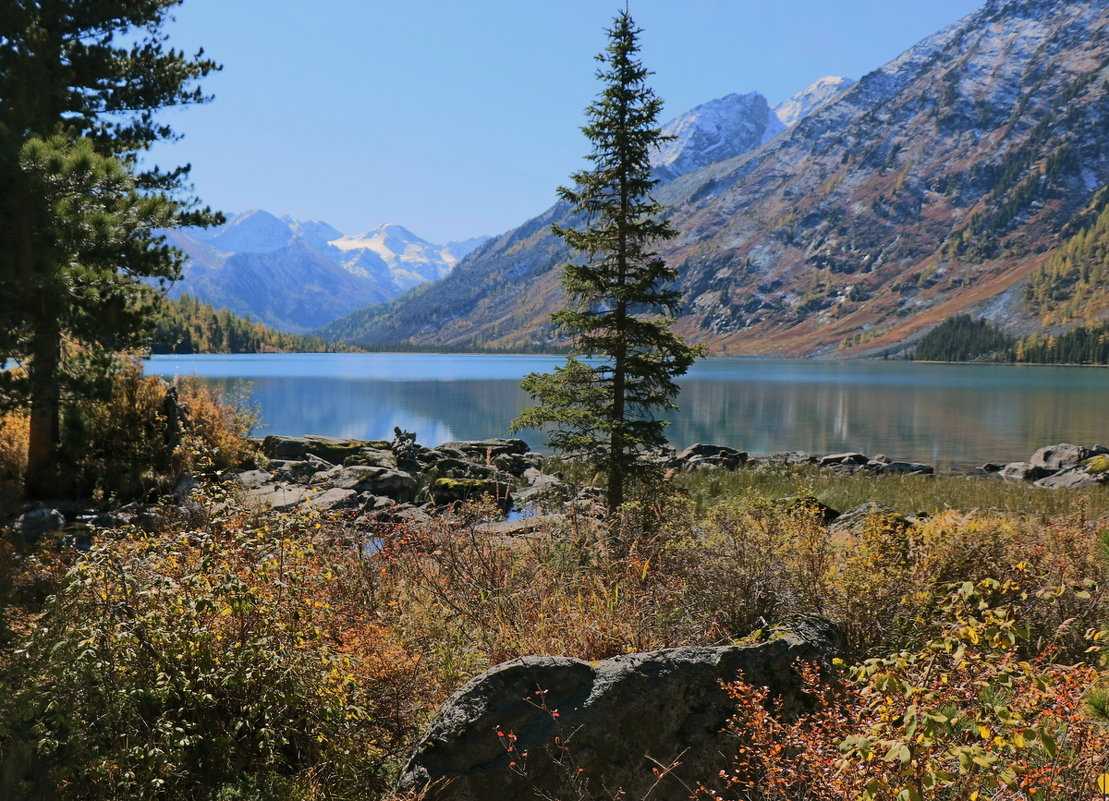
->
[[0, 0, 219, 497], [512, 10, 702, 514]]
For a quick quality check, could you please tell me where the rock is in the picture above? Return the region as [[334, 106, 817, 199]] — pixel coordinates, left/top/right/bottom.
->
[[438, 438, 530, 459], [777, 495, 840, 524], [398, 617, 844, 801], [247, 482, 314, 512], [305, 487, 358, 511], [15, 507, 66, 539], [1029, 443, 1105, 472], [342, 448, 398, 470], [869, 460, 934, 475], [827, 502, 909, 536], [980, 463, 1003, 473], [514, 468, 570, 505], [261, 435, 309, 460], [672, 443, 748, 471], [234, 469, 274, 489], [1033, 468, 1107, 490], [426, 478, 512, 508], [261, 434, 375, 464], [761, 451, 817, 465], [269, 456, 331, 485], [320, 466, 417, 503], [818, 452, 869, 467], [493, 452, 538, 477], [999, 461, 1051, 482]]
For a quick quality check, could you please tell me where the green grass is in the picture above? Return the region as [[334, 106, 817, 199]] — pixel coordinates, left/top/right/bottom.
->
[[674, 464, 1109, 520]]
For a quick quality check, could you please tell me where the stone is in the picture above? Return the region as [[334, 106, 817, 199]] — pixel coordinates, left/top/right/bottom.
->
[[869, 460, 934, 475], [15, 507, 66, 539], [1034, 469, 1105, 490], [827, 502, 909, 536], [234, 469, 274, 489], [322, 466, 417, 503], [261, 434, 373, 464], [247, 483, 313, 512], [397, 617, 844, 801], [305, 487, 358, 511], [980, 463, 1003, 473], [342, 448, 398, 470], [672, 443, 748, 471], [999, 461, 1050, 482], [761, 451, 817, 465], [818, 452, 869, 466], [777, 495, 840, 524], [438, 438, 531, 459], [1030, 443, 1107, 472], [426, 478, 512, 508]]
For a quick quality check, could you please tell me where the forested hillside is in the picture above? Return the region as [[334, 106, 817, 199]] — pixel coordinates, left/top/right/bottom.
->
[[151, 294, 354, 353]]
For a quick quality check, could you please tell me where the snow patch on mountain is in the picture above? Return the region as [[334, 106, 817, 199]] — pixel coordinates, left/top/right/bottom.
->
[[774, 76, 856, 128], [652, 91, 784, 182]]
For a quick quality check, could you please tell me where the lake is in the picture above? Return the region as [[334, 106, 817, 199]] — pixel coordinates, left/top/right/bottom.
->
[[145, 353, 1109, 473]]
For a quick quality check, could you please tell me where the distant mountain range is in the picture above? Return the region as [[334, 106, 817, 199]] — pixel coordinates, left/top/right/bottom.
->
[[318, 0, 1109, 356], [163, 212, 489, 332]]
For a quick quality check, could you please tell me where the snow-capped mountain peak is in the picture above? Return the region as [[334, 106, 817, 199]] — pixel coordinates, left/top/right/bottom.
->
[[652, 91, 784, 182], [773, 76, 856, 128]]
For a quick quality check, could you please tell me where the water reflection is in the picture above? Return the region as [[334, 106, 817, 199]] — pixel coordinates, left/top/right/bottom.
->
[[148, 355, 1109, 473]]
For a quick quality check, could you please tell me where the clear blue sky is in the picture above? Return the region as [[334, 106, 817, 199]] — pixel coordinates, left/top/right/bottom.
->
[[147, 0, 985, 244]]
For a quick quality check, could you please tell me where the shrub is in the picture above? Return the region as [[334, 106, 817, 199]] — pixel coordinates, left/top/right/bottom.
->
[[707, 578, 1109, 801], [2, 515, 417, 801], [59, 358, 256, 500]]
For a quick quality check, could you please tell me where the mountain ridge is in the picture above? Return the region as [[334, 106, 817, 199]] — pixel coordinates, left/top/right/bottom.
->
[[318, 0, 1109, 356]]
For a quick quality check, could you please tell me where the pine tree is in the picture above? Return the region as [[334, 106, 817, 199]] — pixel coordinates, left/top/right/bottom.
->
[[0, 0, 219, 497], [511, 10, 702, 514]]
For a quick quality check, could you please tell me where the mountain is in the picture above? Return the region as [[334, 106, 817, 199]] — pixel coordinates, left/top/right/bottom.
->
[[319, 0, 1109, 356], [164, 211, 489, 332], [652, 91, 786, 181], [773, 76, 855, 128]]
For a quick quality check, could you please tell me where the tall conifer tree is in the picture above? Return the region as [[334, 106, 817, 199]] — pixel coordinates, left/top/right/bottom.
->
[[0, 0, 219, 497], [512, 10, 702, 514]]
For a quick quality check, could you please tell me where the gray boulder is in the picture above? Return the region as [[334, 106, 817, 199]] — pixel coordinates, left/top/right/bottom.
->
[[819, 452, 869, 467], [438, 438, 530, 459], [15, 507, 66, 539], [397, 617, 844, 801], [1030, 443, 1108, 472], [761, 451, 817, 465], [319, 465, 417, 503], [869, 460, 934, 475], [999, 461, 1051, 482], [827, 502, 909, 536], [672, 443, 747, 471]]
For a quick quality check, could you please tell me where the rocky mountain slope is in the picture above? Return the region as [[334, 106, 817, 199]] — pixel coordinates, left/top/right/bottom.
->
[[320, 0, 1108, 356], [165, 211, 488, 332], [773, 76, 855, 127]]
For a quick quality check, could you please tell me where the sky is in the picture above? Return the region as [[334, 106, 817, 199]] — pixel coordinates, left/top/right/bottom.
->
[[146, 0, 986, 244]]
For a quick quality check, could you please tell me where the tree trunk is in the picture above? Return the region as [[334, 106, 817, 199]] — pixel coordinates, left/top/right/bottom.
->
[[25, 319, 61, 500]]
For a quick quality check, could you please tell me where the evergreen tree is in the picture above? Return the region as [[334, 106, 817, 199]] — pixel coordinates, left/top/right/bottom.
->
[[511, 10, 702, 514], [0, 0, 219, 497]]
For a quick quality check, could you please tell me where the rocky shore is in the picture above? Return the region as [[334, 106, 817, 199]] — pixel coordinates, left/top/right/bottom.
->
[[11, 431, 1108, 540]]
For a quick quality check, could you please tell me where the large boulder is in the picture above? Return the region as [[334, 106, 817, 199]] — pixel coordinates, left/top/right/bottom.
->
[[397, 617, 844, 801], [317, 465, 417, 503], [672, 443, 748, 471], [1029, 443, 1106, 472], [438, 439, 531, 460]]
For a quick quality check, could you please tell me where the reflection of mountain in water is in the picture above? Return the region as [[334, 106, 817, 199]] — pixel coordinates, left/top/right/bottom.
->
[[177, 358, 1109, 474], [205, 377, 536, 449]]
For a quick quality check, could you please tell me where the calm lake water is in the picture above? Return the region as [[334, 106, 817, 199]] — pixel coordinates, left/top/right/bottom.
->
[[145, 353, 1109, 473]]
